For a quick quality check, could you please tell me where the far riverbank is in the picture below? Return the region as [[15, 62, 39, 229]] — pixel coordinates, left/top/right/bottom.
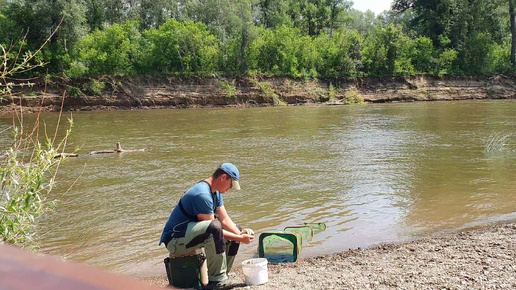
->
[[2, 75, 516, 113], [143, 221, 516, 289]]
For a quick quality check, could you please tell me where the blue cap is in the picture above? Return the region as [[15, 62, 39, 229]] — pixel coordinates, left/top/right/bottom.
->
[[219, 163, 240, 190]]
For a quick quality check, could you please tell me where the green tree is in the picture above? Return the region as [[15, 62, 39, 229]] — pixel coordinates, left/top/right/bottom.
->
[[0, 10, 20, 48], [102, 0, 127, 25], [316, 28, 363, 76], [345, 9, 379, 35], [362, 24, 413, 76], [5, 0, 87, 49], [68, 21, 141, 77], [489, 39, 513, 73], [288, 0, 352, 36], [138, 0, 174, 30], [85, 0, 106, 32], [256, 0, 294, 28], [181, 0, 243, 42], [461, 32, 494, 74], [140, 19, 220, 75], [247, 25, 320, 76], [410, 36, 436, 74], [4, 0, 88, 73], [510, 0, 516, 68], [393, 0, 510, 73]]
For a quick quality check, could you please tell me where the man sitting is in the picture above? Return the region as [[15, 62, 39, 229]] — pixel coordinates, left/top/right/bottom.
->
[[159, 163, 254, 289]]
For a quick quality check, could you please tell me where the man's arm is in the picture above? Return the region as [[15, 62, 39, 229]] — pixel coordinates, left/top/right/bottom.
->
[[197, 213, 215, 221], [216, 205, 254, 244]]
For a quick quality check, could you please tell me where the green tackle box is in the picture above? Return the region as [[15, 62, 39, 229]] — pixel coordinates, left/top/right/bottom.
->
[[164, 248, 207, 289]]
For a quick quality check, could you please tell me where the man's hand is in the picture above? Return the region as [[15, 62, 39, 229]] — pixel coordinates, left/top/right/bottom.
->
[[240, 233, 255, 244], [241, 228, 254, 236]]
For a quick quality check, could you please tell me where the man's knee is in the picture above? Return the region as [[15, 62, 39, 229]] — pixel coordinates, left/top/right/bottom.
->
[[185, 220, 225, 254], [206, 220, 223, 236]]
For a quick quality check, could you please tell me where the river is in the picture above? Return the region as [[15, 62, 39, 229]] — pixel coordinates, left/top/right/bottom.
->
[[2, 100, 515, 278]]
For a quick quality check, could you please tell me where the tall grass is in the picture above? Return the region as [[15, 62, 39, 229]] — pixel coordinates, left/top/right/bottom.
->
[[0, 114, 73, 247], [0, 24, 73, 248]]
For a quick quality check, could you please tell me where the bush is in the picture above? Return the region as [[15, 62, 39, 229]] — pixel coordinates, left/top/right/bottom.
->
[[316, 29, 363, 77], [140, 19, 221, 75], [0, 119, 72, 246], [1, 37, 73, 248], [488, 40, 514, 74], [68, 21, 141, 77], [343, 89, 364, 104], [460, 32, 493, 74], [83, 79, 106, 96], [362, 24, 414, 77], [247, 25, 320, 77], [411, 36, 436, 74]]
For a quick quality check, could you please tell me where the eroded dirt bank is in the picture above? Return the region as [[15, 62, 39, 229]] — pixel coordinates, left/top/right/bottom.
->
[[2, 75, 516, 113], [144, 221, 516, 289]]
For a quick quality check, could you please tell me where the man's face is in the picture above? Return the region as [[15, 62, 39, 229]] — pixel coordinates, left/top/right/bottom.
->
[[219, 174, 233, 193]]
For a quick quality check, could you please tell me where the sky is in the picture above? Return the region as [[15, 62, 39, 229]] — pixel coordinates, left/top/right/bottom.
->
[[352, 0, 394, 15]]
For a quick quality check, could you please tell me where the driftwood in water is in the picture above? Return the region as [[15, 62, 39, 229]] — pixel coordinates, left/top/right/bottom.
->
[[88, 142, 146, 155], [54, 153, 79, 158], [54, 143, 145, 158]]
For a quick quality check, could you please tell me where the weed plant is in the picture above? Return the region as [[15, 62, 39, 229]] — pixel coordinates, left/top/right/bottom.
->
[[0, 115, 73, 247], [343, 89, 365, 104], [0, 27, 73, 248], [219, 80, 236, 99]]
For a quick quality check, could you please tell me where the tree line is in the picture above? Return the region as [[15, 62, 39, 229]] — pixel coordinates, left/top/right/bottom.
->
[[1, 0, 515, 79]]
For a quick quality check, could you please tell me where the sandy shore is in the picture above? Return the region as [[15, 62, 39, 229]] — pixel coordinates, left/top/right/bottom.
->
[[143, 222, 516, 289]]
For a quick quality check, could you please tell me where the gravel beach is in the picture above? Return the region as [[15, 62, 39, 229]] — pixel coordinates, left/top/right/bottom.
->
[[143, 221, 516, 289]]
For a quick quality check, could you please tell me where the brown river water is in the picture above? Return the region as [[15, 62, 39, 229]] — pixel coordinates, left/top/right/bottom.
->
[[1, 100, 515, 277]]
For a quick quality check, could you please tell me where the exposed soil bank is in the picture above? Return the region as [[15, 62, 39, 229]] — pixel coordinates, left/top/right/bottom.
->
[[2, 74, 516, 113], [143, 221, 516, 289]]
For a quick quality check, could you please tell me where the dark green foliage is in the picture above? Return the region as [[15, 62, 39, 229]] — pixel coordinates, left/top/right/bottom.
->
[[392, 0, 513, 75], [140, 19, 220, 75], [362, 24, 413, 77], [460, 32, 494, 74], [0, 0, 515, 78], [316, 28, 363, 77], [67, 21, 141, 77], [247, 26, 320, 77]]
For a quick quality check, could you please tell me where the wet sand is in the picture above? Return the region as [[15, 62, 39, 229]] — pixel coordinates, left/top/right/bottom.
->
[[143, 221, 516, 289]]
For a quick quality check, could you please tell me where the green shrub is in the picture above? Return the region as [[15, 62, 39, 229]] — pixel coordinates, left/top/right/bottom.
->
[[488, 40, 514, 74], [140, 19, 221, 75], [343, 89, 364, 104], [84, 79, 106, 96], [249, 77, 286, 106], [316, 29, 363, 77], [220, 80, 236, 99], [68, 21, 141, 77], [0, 29, 73, 249], [328, 83, 337, 102], [247, 25, 321, 77], [0, 117, 73, 247], [66, 62, 89, 78], [362, 24, 414, 77], [67, 86, 83, 98]]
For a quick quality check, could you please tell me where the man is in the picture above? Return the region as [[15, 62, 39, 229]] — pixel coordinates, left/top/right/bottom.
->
[[159, 163, 254, 289]]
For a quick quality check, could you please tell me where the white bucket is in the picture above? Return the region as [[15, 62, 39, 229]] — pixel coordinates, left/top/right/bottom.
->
[[242, 258, 268, 286]]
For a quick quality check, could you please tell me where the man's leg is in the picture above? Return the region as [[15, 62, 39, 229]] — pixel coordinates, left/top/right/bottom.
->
[[167, 220, 211, 255], [225, 224, 242, 273], [203, 235, 228, 282], [167, 220, 229, 282], [225, 240, 240, 273]]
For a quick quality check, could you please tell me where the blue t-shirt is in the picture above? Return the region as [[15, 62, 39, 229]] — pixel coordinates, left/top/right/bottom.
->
[[159, 181, 223, 245]]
